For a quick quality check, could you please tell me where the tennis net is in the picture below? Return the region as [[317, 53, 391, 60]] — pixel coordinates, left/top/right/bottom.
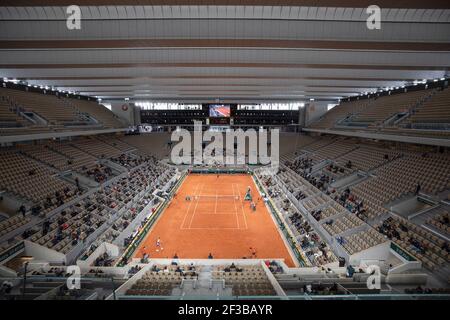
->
[[191, 194, 240, 202]]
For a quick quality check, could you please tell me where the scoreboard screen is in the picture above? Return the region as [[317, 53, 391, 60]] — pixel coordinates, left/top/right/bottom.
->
[[209, 104, 231, 117]]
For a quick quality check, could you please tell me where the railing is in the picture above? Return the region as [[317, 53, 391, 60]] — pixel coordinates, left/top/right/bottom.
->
[[410, 123, 450, 130], [0, 241, 25, 263], [390, 242, 417, 262]]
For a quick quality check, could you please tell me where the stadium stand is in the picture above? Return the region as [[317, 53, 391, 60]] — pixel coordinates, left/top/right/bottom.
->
[[309, 86, 450, 137], [256, 169, 337, 266], [406, 87, 450, 126], [377, 216, 448, 271], [20, 144, 73, 171], [349, 89, 432, 127], [310, 99, 368, 129], [351, 152, 450, 220], [0, 88, 84, 125], [0, 150, 77, 212], [0, 88, 125, 137], [67, 99, 124, 129], [427, 211, 450, 234], [322, 214, 364, 236], [70, 137, 122, 159], [213, 264, 276, 296], [126, 264, 201, 296], [0, 96, 28, 128], [341, 229, 387, 255], [46, 140, 102, 180], [326, 145, 400, 178]]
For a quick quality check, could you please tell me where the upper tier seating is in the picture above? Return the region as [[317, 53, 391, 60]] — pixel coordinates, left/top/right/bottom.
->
[[68, 99, 124, 128], [350, 89, 432, 126], [0, 97, 27, 127], [0, 88, 81, 125], [407, 87, 450, 124], [309, 100, 368, 129]]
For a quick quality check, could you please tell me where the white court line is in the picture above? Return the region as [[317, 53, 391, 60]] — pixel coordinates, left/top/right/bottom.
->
[[232, 183, 240, 229], [184, 227, 241, 230], [238, 183, 249, 230], [180, 183, 201, 230], [197, 212, 239, 215], [187, 183, 205, 229], [194, 194, 237, 197]]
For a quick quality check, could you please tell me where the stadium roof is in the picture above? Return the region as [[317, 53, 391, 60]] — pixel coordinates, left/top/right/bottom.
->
[[1, 1, 449, 102]]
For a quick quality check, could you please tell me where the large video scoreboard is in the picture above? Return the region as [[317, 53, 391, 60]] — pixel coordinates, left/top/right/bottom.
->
[[206, 104, 236, 125]]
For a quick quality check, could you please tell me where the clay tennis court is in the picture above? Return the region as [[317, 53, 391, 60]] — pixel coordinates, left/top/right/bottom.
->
[[135, 174, 295, 267]]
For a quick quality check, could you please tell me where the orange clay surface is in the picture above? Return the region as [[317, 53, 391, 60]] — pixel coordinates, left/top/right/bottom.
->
[[135, 174, 295, 267]]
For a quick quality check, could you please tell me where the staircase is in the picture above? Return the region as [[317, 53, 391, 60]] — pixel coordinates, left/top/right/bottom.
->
[[395, 90, 437, 128], [63, 99, 100, 126]]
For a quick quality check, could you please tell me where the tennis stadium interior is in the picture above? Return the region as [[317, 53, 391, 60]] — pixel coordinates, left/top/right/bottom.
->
[[0, 1, 449, 301]]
